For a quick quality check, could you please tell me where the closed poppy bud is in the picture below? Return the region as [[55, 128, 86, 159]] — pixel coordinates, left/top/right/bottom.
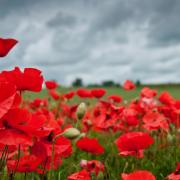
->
[[62, 128, 81, 139], [76, 102, 87, 120]]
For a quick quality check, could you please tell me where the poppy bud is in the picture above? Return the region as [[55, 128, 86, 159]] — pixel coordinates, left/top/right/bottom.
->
[[76, 102, 87, 120], [62, 128, 81, 139]]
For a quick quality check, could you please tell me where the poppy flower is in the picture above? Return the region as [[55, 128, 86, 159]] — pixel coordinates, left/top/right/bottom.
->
[[49, 90, 60, 100], [80, 159, 104, 176], [0, 82, 17, 119], [91, 88, 106, 98], [108, 95, 122, 103], [0, 38, 18, 57], [0, 67, 43, 92], [142, 111, 169, 132], [121, 170, 156, 180], [159, 91, 174, 105], [67, 169, 91, 180], [62, 91, 75, 100], [115, 132, 153, 157], [0, 129, 32, 146], [123, 80, 135, 90], [45, 80, 58, 89], [7, 155, 41, 173], [76, 88, 92, 98], [141, 87, 157, 98], [76, 137, 104, 155]]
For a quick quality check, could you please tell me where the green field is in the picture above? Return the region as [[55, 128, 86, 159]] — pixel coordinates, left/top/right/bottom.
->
[[25, 85, 180, 102]]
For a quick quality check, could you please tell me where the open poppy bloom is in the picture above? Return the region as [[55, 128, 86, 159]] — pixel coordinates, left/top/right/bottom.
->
[[108, 95, 122, 103], [76, 137, 104, 155], [67, 169, 91, 180], [91, 88, 106, 98], [45, 80, 58, 90], [0, 82, 17, 119], [80, 159, 104, 176], [76, 88, 92, 98], [121, 170, 156, 180], [123, 80, 135, 90], [0, 67, 43, 92], [115, 132, 154, 158], [0, 38, 18, 57]]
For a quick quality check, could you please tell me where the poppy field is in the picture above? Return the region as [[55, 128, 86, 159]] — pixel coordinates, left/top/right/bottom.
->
[[0, 38, 180, 180]]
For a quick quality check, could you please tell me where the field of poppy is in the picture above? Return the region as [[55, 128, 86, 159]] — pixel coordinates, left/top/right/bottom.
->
[[0, 38, 180, 180]]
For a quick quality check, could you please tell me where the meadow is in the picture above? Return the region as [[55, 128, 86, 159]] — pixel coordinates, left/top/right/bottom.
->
[[1, 38, 180, 180]]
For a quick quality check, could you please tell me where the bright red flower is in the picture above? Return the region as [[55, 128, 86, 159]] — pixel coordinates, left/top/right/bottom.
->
[[0, 129, 33, 146], [76, 137, 104, 155], [123, 80, 135, 90], [141, 87, 157, 98], [0, 67, 43, 92], [142, 111, 169, 132], [80, 159, 104, 176], [121, 170, 156, 180], [67, 169, 91, 180], [0, 38, 18, 57], [76, 88, 92, 98], [49, 90, 60, 100], [108, 95, 122, 103], [0, 82, 17, 119], [115, 132, 153, 157], [159, 91, 174, 105], [45, 80, 58, 90], [91, 88, 106, 98], [7, 155, 41, 173], [63, 91, 75, 100]]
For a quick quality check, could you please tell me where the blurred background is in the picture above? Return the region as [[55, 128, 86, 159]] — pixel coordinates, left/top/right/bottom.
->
[[1, 0, 180, 87]]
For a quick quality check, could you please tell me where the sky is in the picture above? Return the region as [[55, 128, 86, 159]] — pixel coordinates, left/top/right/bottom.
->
[[0, 0, 180, 85]]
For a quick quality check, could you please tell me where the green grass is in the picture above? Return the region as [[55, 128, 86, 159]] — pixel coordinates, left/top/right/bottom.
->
[[25, 84, 180, 102]]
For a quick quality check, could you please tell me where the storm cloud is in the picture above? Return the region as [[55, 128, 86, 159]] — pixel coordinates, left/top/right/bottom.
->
[[0, 0, 180, 85]]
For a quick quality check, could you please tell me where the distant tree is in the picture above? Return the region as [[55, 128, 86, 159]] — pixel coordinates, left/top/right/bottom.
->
[[135, 80, 141, 86], [72, 78, 83, 87], [102, 80, 115, 87]]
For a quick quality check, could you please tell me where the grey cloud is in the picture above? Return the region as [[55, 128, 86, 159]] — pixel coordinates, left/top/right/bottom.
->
[[1, 0, 180, 85]]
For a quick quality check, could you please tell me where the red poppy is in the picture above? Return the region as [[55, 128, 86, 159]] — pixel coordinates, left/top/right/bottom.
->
[[76, 88, 92, 98], [121, 170, 156, 180], [159, 91, 174, 105], [91, 88, 106, 98], [141, 87, 157, 98], [0, 67, 43, 92], [7, 155, 41, 173], [49, 90, 60, 100], [0, 129, 33, 146], [123, 80, 135, 90], [142, 111, 169, 131], [80, 159, 104, 176], [76, 137, 104, 155], [0, 38, 18, 57], [45, 80, 58, 90], [0, 82, 17, 119], [108, 95, 122, 103], [115, 132, 153, 157], [67, 169, 91, 180], [63, 91, 75, 100]]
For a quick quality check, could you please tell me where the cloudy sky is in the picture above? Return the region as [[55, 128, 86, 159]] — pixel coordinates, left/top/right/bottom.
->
[[1, 0, 180, 85]]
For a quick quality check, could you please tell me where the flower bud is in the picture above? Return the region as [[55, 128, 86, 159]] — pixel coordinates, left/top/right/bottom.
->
[[76, 102, 87, 120], [62, 128, 81, 139]]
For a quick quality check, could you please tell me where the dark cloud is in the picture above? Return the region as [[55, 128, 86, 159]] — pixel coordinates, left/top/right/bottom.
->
[[0, 0, 180, 85]]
